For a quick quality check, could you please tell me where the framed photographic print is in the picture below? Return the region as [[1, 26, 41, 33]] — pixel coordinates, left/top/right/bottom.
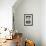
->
[[24, 14, 33, 26]]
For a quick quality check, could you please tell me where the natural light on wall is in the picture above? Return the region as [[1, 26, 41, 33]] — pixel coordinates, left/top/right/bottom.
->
[[0, 0, 16, 30]]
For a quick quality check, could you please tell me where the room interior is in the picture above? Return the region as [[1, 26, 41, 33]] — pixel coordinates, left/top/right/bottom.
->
[[0, 0, 46, 46]]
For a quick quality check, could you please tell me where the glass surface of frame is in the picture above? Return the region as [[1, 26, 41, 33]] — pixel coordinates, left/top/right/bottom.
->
[[24, 14, 33, 26]]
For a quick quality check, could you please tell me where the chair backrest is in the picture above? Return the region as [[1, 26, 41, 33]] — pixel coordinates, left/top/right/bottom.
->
[[13, 33, 23, 46], [25, 40, 35, 46]]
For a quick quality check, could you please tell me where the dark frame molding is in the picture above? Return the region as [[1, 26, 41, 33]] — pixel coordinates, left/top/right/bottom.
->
[[24, 14, 33, 26]]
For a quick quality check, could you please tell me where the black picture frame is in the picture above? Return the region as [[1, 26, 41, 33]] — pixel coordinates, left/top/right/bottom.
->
[[24, 14, 33, 26]]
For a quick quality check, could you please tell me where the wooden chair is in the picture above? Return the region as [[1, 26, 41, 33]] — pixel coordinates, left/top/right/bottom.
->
[[13, 33, 23, 46], [25, 40, 35, 46]]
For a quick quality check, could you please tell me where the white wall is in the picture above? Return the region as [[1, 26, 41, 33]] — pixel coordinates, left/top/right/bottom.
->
[[41, 0, 46, 46], [0, 0, 16, 30], [13, 0, 41, 46]]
